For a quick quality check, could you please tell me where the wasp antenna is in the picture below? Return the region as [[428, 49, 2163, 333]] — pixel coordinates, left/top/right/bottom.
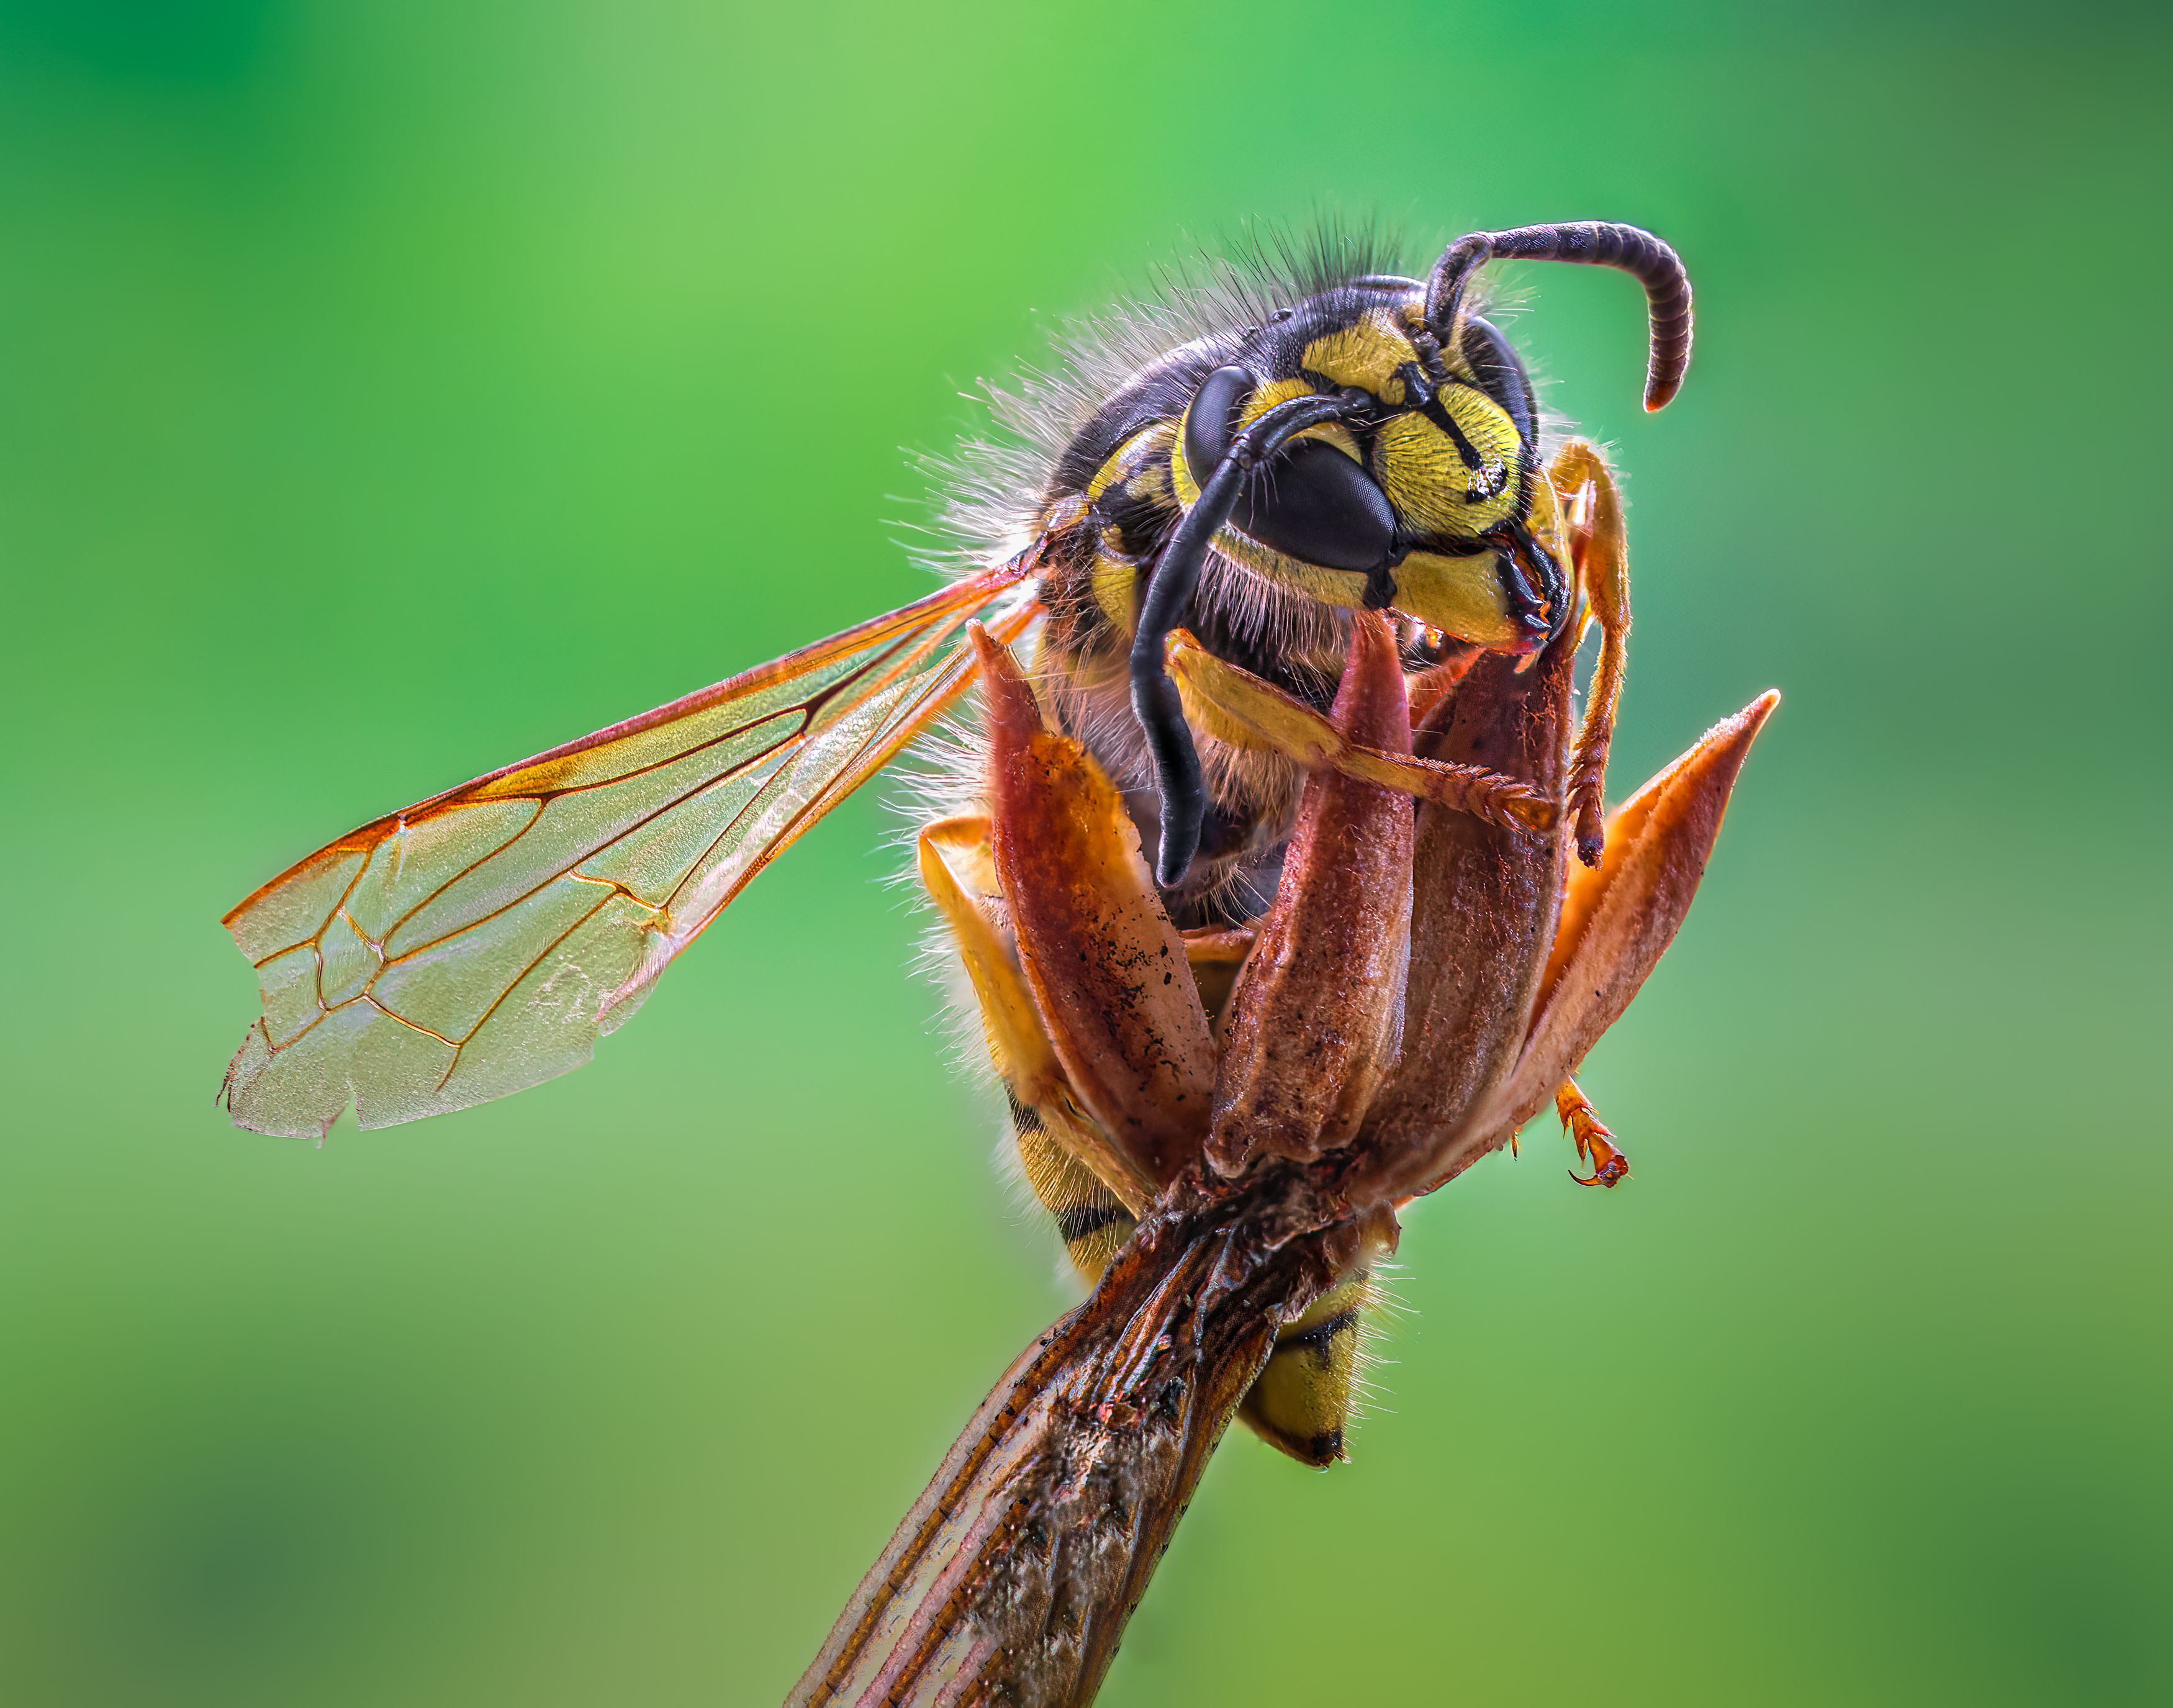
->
[[1425, 222, 1693, 412]]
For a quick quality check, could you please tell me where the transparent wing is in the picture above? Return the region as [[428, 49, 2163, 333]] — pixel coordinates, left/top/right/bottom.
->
[[221, 554, 1044, 1137]]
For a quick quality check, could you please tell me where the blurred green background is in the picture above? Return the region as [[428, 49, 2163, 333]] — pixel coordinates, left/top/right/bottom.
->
[[2, 1, 2167, 1702]]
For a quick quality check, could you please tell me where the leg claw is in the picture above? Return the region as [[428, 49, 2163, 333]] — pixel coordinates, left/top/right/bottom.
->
[[1556, 1078, 1629, 1188]]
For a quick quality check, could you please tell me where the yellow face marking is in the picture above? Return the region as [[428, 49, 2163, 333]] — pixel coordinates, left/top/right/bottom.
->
[[1234, 375, 1315, 427], [1235, 377, 1362, 464], [1209, 525, 1371, 610], [1177, 377, 1365, 512], [1392, 548, 1520, 646], [1371, 387, 1524, 538], [1303, 308, 1418, 404]]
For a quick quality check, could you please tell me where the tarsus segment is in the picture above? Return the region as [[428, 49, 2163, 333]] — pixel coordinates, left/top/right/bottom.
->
[[1556, 1077, 1629, 1187]]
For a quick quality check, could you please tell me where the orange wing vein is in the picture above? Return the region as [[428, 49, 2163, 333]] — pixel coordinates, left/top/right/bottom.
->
[[220, 554, 1044, 1137]]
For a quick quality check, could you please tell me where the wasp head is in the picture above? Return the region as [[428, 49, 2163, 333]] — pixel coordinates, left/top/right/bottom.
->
[[1164, 223, 1693, 654]]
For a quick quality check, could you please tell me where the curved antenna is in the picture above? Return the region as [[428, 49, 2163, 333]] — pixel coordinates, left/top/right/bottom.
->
[[1424, 223, 1694, 412]]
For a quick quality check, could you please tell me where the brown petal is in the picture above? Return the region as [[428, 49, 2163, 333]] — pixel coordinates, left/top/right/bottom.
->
[[973, 625, 1217, 1188], [1344, 607, 1581, 1204], [917, 815, 1157, 1212], [1208, 612, 1414, 1175], [1485, 691, 1780, 1149]]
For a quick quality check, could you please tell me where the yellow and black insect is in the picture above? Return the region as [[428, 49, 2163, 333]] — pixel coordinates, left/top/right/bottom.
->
[[218, 220, 1761, 1706], [919, 221, 1689, 1463]]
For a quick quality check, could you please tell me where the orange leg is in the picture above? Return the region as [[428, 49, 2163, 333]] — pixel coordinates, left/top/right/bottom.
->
[[1162, 628, 1559, 836], [1556, 1077, 1629, 1188], [1548, 441, 1630, 868], [1406, 639, 1484, 731]]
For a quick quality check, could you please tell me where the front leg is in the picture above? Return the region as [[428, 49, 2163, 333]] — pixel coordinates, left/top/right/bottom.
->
[[1549, 440, 1632, 867], [1161, 628, 1559, 836]]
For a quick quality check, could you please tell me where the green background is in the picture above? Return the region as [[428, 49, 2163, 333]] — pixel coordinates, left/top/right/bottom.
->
[[2, 1, 2166, 1702]]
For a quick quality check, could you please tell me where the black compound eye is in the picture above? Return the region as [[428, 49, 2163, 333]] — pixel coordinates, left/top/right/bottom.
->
[[1182, 365, 1252, 481], [1181, 364, 1396, 576], [1235, 440, 1397, 574]]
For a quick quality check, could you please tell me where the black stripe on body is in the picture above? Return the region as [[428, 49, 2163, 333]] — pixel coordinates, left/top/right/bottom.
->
[[1273, 1306, 1360, 1372], [1056, 1203, 1132, 1244]]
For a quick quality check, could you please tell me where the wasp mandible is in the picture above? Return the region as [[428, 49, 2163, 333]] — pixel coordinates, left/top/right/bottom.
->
[[217, 221, 1769, 1708]]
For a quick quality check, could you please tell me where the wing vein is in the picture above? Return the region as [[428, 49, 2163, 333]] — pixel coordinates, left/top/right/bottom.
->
[[220, 553, 1046, 1134]]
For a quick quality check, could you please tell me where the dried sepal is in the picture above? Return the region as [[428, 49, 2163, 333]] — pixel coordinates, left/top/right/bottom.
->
[[1208, 612, 1413, 1174], [1346, 597, 1582, 1202], [1179, 926, 1256, 1032], [1484, 691, 1779, 1151], [918, 815, 1156, 1212], [972, 625, 1217, 1190], [1350, 688, 1784, 1209]]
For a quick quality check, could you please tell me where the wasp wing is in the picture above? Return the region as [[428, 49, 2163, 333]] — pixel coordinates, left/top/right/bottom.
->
[[220, 555, 1042, 1137]]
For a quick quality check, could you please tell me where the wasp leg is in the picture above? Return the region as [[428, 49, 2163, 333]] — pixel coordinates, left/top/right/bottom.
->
[[1131, 384, 1367, 885], [1163, 628, 1559, 836], [1548, 440, 1631, 867], [1404, 638, 1484, 730], [1555, 1076, 1629, 1187]]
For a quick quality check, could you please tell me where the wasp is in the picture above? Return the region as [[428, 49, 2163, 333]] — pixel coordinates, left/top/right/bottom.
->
[[217, 222, 1771, 1706]]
